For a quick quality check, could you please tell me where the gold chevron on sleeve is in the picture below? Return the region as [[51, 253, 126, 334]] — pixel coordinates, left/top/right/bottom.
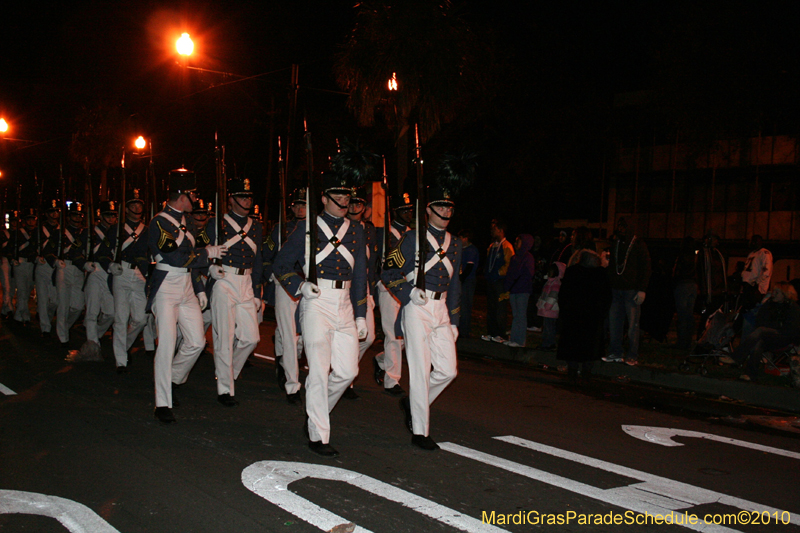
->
[[384, 238, 406, 269]]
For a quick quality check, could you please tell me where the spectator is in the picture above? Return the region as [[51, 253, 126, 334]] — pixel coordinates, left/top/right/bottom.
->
[[566, 226, 596, 267], [550, 229, 573, 265], [536, 261, 565, 350], [734, 282, 800, 381], [458, 229, 479, 339], [697, 233, 727, 337], [603, 217, 651, 366], [527, 235, 546, 332], [482, 219, 514, 343], [504, 234, 535, 347], [557, 250, 612, 382], [672, 236, 698, 351], [741, 234, 773, 311]]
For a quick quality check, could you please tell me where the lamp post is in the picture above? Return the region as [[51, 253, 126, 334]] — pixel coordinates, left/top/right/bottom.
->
[[0, 119, 8, 134]]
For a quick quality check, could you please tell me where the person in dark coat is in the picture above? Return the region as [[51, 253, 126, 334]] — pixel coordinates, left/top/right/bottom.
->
[[557, 250, 612, 382]]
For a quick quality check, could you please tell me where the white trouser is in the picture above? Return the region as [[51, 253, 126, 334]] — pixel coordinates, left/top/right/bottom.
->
[[56, 263, 85, 343], [143, 313, 157, 351], [377, 282, 404, 388], [275, 284, 303, 394], [152, 271, 205, 408], [1, 257, 15, 315], [35, 262, 58, 332], [300, 287, 359, 444], [112, 267, 147, 367], [401, 297, 458, 437], [13, 262, 34, 322], [84, 268, 114, 344], [357, 292, 376, 361], [211, 273, 260, 396]]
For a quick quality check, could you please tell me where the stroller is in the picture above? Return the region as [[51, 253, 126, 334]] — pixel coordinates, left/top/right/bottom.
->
[[680, 299, 740, 376]]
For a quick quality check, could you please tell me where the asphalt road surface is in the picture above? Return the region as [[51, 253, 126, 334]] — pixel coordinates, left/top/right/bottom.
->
[[2, 318, 799, 533]]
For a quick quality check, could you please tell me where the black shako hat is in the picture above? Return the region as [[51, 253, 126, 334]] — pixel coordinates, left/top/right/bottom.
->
[[228, 177, 253, 197], [168, 168, 197, 196], [391, 192, 414, 211], [99, 200, 118, 215], [290, 188, 307, 206]]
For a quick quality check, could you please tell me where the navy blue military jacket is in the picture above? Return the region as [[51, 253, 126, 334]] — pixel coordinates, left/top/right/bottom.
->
[[190, 220, 213, 295], [272, 211, 367, 318], [0, 229, 10, 259], [88, 223, 115, 273], [14, 224, 40, 262], [107, 218, 150, 273], [39, 222, 60, 266], [355, 219, 379, 292], [381, 224, 462, 329], [262, 219, 301, 306], [61, 223, 87, 269], [146, 205, 211, 311], [205, 211, 263, 296]]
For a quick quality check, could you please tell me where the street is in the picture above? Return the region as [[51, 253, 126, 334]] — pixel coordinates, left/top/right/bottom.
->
[[2, 319, 799, 533]]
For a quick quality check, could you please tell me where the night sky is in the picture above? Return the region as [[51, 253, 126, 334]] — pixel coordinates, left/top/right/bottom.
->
[[2, 1, 799, 245]]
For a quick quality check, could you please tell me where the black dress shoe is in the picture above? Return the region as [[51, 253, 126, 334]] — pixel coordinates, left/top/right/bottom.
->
[[116, 365, 128, 374], [154, 407, 176, 423], [171, 383, 181, 407], [399, 397, 413, 434], [286, 392, 302, 405], [342, 387, 360, 400], [372, 357, 385, 385], [384, 384, 405, 397], [308, 440, 340, 457], [411, 434, 440, 450], [217, 393, 239, 407], [276, 356, 287, 390]]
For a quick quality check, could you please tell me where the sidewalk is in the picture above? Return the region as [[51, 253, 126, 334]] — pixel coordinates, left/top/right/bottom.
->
[[456, 337, 800, 414]]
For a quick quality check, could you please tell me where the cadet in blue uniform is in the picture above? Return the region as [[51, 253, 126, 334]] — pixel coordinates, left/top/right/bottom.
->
[[36, 200, 60, 336], [108, 190, 151, 372], [342, 185, 378, 400], [81, 200, 117, 357], [207, 178, 263, 407], [12, 208, 39, 325], [190, 198, 214, 337], [55, 201, 87, 347], [264, 188, 306, 404], [147, 169, 227, 423], [272, 172, 368, 457], [1, 210, 18, 319], [373, 193, 414, 395], [382, 185, 462, 450]]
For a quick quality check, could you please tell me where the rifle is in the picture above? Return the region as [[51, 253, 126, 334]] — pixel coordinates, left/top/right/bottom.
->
[[213, 132, 225, 262], [114, 151, 126, 263], [381, 156, 390, 262], [303, 116, 317, 284], [34, 172, 42, 257], [82, 172, 95, 290], [13, 183, 21, 265], [58, 165, 66, 262], [413, 124, 426, 290], [277, 136, 287, 248], [149, 139, 156, 220]]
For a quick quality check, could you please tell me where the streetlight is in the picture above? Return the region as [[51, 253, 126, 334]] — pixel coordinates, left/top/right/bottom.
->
[[0, 118, 8, 133], [176, 33, 194, 57], [134, 136, 146, 151], [387, 72, 398, 91]]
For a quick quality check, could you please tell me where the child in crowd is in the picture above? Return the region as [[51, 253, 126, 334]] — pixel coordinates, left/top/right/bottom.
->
[[536, 262, 565, 350]]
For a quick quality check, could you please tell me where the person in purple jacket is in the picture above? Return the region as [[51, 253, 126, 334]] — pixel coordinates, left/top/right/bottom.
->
[[504, 234, 536, 347]]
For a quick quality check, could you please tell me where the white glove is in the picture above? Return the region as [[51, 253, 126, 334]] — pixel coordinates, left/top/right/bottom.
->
[[37, 257, 46, 265], [83, 262, 96, 273], [57, 259, 66, 269], [254, 298, 262, 312], [209, 265, 225, 280], [410, 287, 428, 306], [300, 281, 320, 299], [109, 263, 124, 276], [356, 318, 368, 340], [197, 292, 208, 310], [633, 291, 646, 305], [206, 245, 228, 260], [451, 324, 459, 342]]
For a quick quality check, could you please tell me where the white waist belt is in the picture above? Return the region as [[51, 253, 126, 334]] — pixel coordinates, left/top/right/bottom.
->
[[121, 261, 138, 270], [426, 289, 446, 301], [155, 263, 190, 273], [317, 278, 351, 290], [222, 264, 252, 276]]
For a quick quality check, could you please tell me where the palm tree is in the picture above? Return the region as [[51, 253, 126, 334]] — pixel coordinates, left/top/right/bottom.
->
[[334, 0, 491, 192]]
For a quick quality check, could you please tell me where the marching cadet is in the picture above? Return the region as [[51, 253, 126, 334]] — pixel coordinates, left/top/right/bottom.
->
[[80, 200, 118, 358], [264, 188, 306, 404], [108, 190, 150, 372], [55, 201, 87, 347], [272, 171, 369, 457], [190, 198, 214, 336], [12, 208, 39, 325], [207, 178, 263, 407], [1, 210, 17, 320], [381, 185, 462, 451], [36, 200, 60, 337], [147, 169, 226, 423], [373, 193, 415, 396], [342, 185, 378, 400]]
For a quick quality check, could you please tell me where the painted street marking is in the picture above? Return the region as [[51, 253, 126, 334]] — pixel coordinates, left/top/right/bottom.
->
[[253, 353, 275, 361], [0, 489, 120, 532], [241, 461, 508, 533], [623, 425, 800, 461], [441, 436, 800, 531], [0, 383, 16, 395]]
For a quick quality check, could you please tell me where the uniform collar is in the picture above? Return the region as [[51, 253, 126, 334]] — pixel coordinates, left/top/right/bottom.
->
[[228, 211, 248, 224], [321, 211, 343, 224], [392, 219, 408, 231], [165, 205, 183, 217], [125, 218, 141, 227], [427, 224, 446, 239]]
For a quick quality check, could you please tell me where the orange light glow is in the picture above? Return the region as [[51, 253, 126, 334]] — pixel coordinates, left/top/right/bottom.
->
[[0, 119, 8, 133], [388, 72, 398, 91], [135, 136, 146, 150], [176, 33, 194, 56]]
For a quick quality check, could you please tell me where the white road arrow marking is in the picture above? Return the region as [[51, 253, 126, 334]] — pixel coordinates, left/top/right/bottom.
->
[[622, 425, 800, 460], [0, 490, 120, 532], [0, 383, 16, 395], [241, 461, 508, 533]]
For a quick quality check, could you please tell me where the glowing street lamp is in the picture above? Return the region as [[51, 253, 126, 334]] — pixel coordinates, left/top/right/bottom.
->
[[134, 136, 146, 150], [176, 33, 194, 56], [0, 118, 8, 133], [387, 72, 398, 91]]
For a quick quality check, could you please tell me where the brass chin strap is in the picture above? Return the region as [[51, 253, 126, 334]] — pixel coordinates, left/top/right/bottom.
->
[[324, 192, 349, 210]]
